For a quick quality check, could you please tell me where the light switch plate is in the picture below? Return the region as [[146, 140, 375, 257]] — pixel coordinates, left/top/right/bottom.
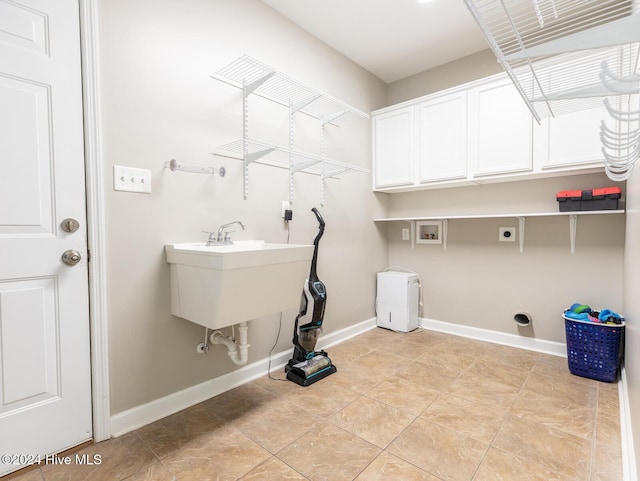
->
[[114, 165, 151, 194], [402, 228, 410, 241]]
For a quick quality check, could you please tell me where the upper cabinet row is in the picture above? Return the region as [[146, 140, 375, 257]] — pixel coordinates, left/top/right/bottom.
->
[[373, 74, 607, 192]]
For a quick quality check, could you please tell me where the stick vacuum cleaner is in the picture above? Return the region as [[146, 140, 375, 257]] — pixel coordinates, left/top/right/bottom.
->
[[285, 208, 337, 386]]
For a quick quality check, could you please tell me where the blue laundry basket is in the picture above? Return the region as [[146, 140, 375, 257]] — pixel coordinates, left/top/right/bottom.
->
[[563, 315, 624, 382]]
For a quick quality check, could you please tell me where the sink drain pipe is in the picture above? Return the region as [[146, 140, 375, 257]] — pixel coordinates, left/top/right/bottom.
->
[[209, 322, 250, 365]]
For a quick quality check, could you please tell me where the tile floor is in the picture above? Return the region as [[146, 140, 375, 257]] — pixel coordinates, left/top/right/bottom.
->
[[8, 328, 622, 481]]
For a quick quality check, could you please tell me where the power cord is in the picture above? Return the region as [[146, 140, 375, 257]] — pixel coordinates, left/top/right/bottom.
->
[[267, 311, 287, 382], [286, 216, 290, 244], [267, 218, 291, 382]]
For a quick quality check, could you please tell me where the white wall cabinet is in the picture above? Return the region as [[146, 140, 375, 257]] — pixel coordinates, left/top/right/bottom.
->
[[533, 104, 606, 171], [468, 78, 533, 177], [372, 72, 606, 193], [417, 91, 468, 182], [373, 107, 414, 188]]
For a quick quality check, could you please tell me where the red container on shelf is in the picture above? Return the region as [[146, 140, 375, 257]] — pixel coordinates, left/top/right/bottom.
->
[[556, 189, 582, 211], [556, 187, 621, 212]]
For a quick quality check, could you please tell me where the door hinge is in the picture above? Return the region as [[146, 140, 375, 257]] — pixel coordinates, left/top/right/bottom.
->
[[87, 248, 91, 262]]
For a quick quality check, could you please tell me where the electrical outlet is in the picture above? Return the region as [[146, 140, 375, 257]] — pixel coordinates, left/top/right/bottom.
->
[[281, 201, 291, 218], [113, 165, 151, 193], [499, 227, 516, 242], [402, 228, 410, 241]]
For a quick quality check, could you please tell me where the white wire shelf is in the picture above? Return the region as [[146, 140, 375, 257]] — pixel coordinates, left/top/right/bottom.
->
[[216, 138, 369, 177], [212, 55, 370, 203], [463, 0, 640, 120], [212, 55, 369, 124]]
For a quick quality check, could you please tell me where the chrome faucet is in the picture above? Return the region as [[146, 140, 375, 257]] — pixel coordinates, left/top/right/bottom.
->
[[205, 221, 246, 246]]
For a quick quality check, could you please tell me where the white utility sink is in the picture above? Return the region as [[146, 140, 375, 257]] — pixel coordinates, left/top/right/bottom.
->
[[165, 241, 313, 329]]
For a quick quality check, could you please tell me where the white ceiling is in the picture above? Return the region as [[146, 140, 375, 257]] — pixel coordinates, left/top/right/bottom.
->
[[260, 0, 490, 83]]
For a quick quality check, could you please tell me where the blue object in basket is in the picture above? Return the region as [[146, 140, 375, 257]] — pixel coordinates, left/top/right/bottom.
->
[[599, 309, 624, 324], [565, 303, 595, 321], [564, 310, 590, 321], [569, 303, 591, 314]]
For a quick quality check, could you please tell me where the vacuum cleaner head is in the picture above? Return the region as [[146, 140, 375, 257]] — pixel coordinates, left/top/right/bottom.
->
[[286, 354, 337, 387]]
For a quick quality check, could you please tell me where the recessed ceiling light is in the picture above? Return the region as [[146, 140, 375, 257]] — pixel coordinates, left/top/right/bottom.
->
[[417, 0, 435, 3]]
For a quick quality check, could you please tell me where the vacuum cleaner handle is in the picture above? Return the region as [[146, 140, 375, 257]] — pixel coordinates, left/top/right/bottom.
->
[[311, 207, 325, 247], [309, 208, 324, 284], [312, 207, 325, 230]]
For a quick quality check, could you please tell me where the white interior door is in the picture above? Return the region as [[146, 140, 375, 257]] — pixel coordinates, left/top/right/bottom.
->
[[0, 0, 92, 474]]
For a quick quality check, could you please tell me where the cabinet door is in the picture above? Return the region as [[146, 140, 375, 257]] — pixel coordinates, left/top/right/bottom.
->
[[533, 104, 606, 170], [373, 107, 414, 188], [417, 91, 468, 182], [469, 79, 533, 177]]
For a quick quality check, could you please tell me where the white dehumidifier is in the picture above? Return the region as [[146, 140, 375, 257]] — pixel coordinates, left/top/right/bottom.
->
[[376, 271, 419, 332]]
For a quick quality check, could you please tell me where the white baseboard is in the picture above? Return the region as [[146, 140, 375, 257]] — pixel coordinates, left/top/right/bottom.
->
[[419, 317, 567, 357], [110, 317, 376, 437], [319, 317, 377, 350], [620, 364, 638, 481], [111, 316, 569, 437]]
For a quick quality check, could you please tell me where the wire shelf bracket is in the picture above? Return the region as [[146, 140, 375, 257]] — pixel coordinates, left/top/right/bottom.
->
[[245, 146, 276, 165]]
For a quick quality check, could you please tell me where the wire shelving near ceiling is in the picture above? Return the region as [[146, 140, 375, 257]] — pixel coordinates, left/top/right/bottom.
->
[[214, 55, 368, 125], [463, 0, 640, 180], [211, 55, 370, 203]]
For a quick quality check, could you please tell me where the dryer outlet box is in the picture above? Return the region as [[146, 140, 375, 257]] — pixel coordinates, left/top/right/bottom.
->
[[499, 227, 516, 242]]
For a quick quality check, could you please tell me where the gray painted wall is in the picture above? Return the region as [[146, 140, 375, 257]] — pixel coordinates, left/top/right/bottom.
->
[[385, 174, 624, 344], [387, 49, 503, 105], [98, 0, 388, 414], [383, 51, 624, 344]]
